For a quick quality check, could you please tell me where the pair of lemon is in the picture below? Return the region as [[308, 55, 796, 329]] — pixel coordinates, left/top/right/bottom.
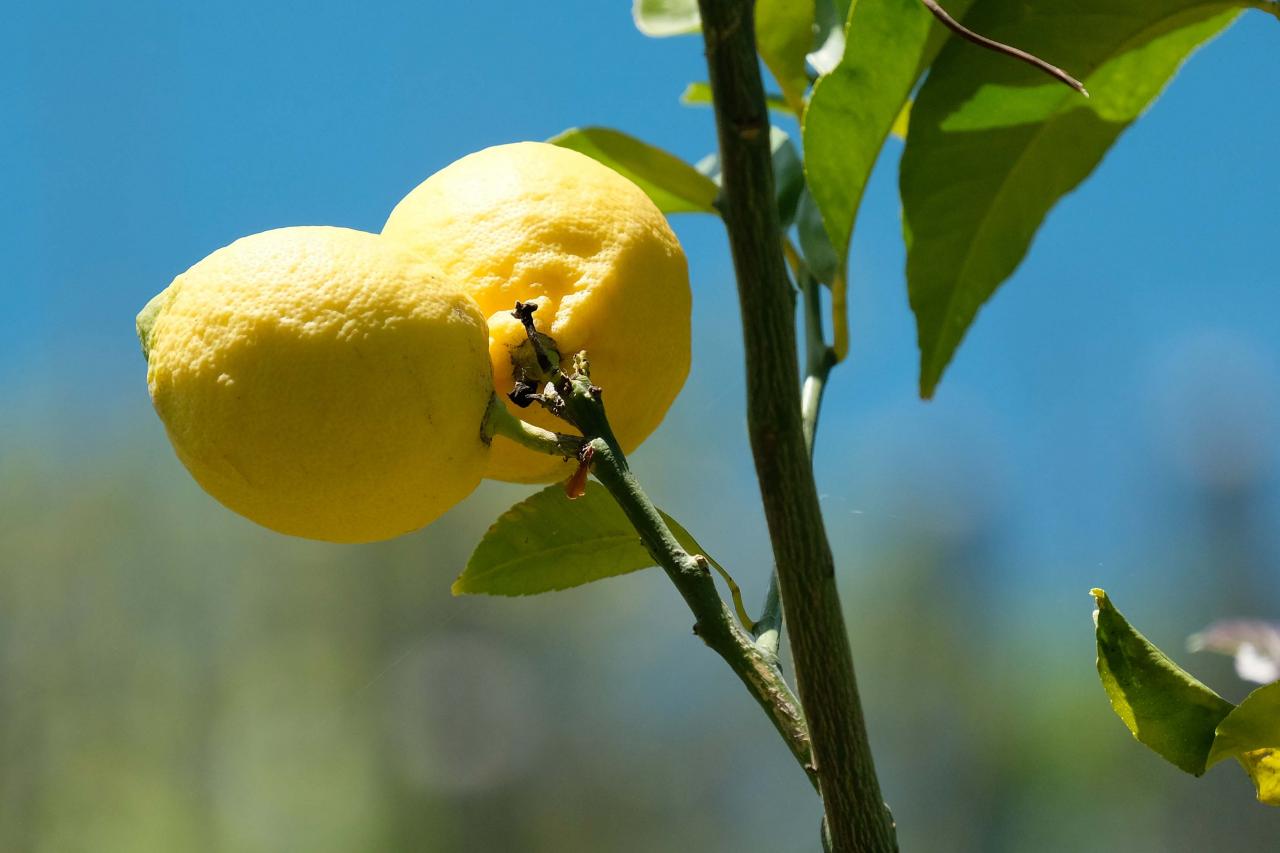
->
[[139, 143, 691, 543]]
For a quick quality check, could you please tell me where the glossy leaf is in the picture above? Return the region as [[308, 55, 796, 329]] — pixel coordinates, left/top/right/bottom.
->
[[549, 127, 719, 215], [1092, 589, 1233, 775], [633, 0, 700, 36], [902, 1, 1240, 397], [455, 483, 715, 596], [756, 0, 816, 115], [803, 0, 969, 274]]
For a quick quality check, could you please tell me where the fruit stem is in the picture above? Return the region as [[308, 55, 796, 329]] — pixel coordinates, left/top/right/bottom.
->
[[554, 365, 820, 792], [507, 302, 819, 791], [480, 394, 582, 458]]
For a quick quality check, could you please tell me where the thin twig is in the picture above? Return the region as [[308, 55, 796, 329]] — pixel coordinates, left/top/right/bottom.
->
[[920, 0, 1089, 97]]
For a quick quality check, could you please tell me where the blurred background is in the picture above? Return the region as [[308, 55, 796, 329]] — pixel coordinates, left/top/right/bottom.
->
[[3, 2, 1279, 850]]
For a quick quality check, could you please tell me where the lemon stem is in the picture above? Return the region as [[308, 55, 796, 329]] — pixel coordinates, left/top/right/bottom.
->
[[507, 302, 818, 791], [480, 394, 581, 458]]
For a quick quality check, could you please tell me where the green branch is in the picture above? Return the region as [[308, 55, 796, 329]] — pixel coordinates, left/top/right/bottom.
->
[[499, 303, 819, 791], [695, 0, 897, 850], [482, 394, 582, 458]]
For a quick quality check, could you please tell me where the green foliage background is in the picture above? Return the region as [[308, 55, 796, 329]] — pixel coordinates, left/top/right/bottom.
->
[[4, 395, 1279, 850]]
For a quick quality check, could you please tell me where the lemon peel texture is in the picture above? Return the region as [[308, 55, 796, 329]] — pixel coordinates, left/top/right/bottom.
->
[[383, 141, 692, 484], [141, 226, 493, 543]]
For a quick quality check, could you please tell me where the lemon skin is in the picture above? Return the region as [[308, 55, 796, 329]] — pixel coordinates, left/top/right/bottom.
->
[[382, 142, 692, 484], [141, 226, 493, 543]]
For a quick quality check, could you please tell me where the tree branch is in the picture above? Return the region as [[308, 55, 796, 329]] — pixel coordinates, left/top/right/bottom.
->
[[695, 1, 896, 850], [506, 305, 819, 791]]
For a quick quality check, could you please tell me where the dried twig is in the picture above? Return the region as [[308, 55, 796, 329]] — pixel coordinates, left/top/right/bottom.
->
[[921, 0, 1089, 97]]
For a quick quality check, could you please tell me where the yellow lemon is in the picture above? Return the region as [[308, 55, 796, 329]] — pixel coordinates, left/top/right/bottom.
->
[[382, 142, 691, 484], [139, 226, 493, 543]]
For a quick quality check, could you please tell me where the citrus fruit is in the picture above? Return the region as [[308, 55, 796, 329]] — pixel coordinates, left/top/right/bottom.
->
[[138, 226, 493, 543], [382, 141, 691, 484]]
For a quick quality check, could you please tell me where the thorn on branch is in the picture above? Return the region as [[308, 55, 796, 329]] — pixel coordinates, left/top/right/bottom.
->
[[920, 0, 1089, 97]]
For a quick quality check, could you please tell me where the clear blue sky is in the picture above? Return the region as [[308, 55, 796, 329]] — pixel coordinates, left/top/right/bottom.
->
[[3, 1, 1279, 610]]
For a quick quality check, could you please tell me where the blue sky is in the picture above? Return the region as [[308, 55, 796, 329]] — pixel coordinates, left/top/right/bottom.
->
[[3, 1, 1279, 614]]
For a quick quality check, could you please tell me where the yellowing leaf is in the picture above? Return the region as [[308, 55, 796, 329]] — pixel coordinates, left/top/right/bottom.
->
[[1240, 749, 1280, 806]]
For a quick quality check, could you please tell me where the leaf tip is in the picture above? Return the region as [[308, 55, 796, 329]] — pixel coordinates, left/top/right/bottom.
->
[[1090, 588, 1109, 626], [918, 371, 939, 400]]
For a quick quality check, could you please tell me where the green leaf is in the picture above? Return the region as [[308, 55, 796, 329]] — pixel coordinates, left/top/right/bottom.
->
[[1210, 678, 1280, 805], [632, 0, 700, 37], [1092, 589, 1280, 803], [1092, 589, 1233, 776], [902, 2, 1240, 397], [680, 82, 795, 116], [1209, 681, 1280, 768], [755, 0, 816, 115], [549, 127, 719, 215], [455, 483, 648, 596], [803, 0, 970, 278], [455, 483, 715, 596], [771, 127, 804, 228]]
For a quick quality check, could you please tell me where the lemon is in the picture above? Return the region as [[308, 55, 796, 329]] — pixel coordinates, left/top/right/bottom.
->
[[139, 226, 493, 543], [383, 142, 691, 484]]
